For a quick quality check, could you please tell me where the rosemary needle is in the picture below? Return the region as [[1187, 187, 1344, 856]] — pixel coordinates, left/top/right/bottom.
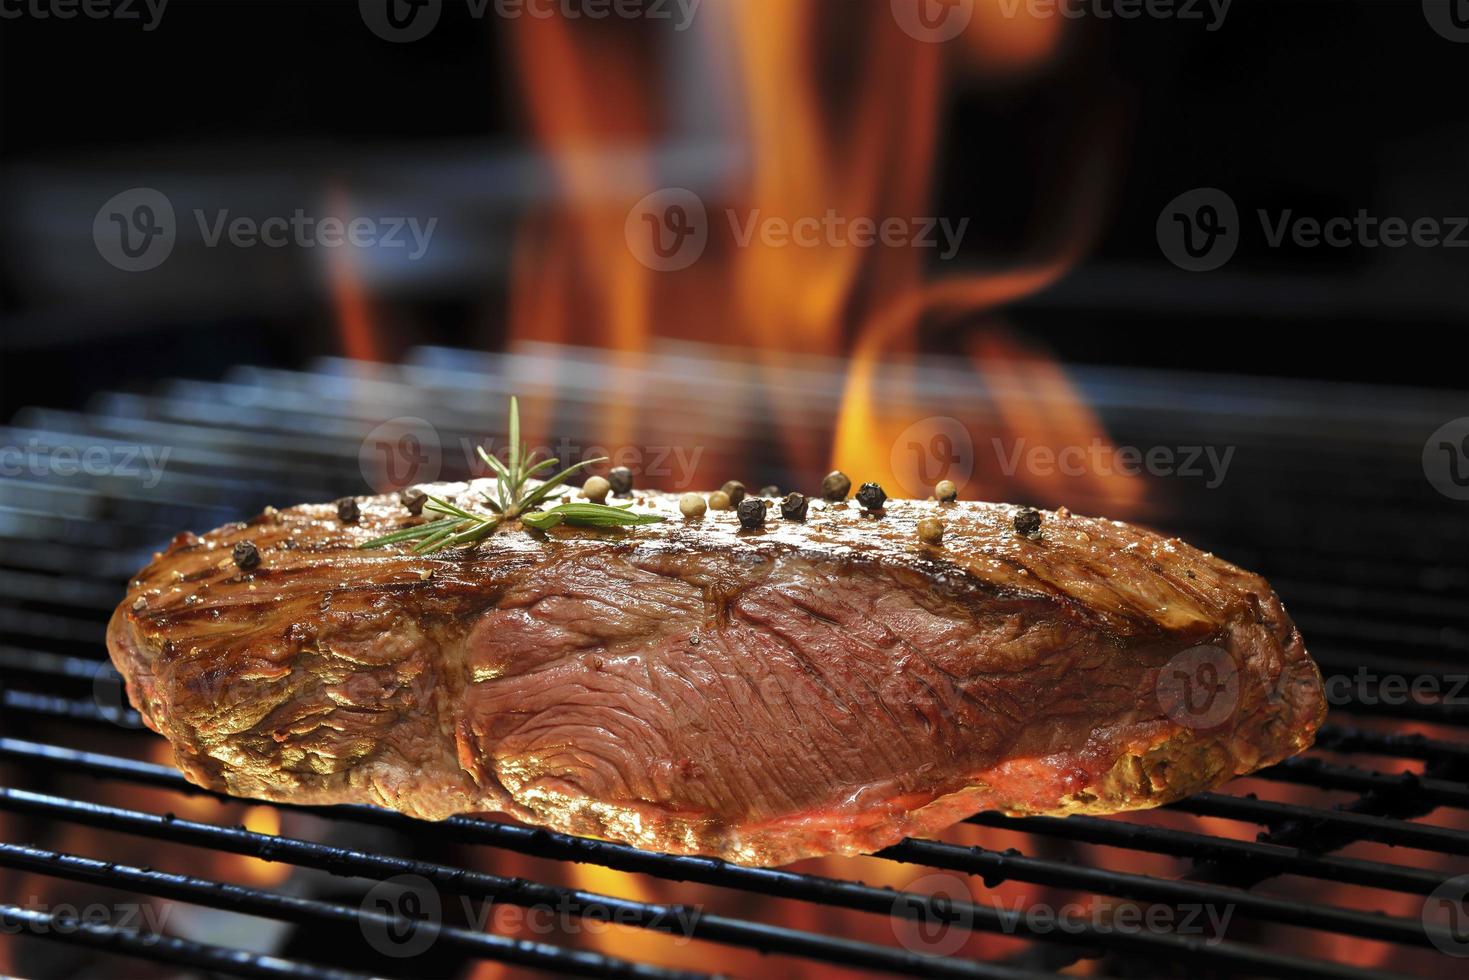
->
[[360, 396, 663, 554]]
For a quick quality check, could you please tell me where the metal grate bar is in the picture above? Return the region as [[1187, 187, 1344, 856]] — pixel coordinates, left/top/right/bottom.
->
[[964, 812, 1445, 895], [0, 786, 1045, 980], [1314, 725, 1469, 764], [0, 903, 374, 980], [12, 702, 1468, 870], [876, 838, 1445, 949], [0, 739, 1424, 980], [1317, 695, 1469, 727], [0, 841, 706, 980], [0, 689, 144, 729], [1253, 757, 1469, 808], [1171, 793, 1469, 854]]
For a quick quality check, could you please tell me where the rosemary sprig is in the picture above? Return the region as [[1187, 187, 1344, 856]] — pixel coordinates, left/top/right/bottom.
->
[[359, 396, 664, 554]]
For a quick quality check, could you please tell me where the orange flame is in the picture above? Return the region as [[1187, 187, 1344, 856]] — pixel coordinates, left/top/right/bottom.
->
[[325, 184, 383, 363], [501, 2, 1133, 512]]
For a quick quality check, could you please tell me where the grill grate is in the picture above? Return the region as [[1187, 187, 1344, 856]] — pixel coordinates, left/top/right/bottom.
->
[[0, 342, 1465, 979]]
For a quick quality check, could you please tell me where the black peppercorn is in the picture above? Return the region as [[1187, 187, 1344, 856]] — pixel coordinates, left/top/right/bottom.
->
[[856, 482, 887, 512], [720, 481, 747, 506], [758, 485, 780, 498], [820, 470, 851, 501], [232, 540, 261, 571], [399, 487, 427, 515], [608, 466, 634, 495], [780, 492, 808, 521], [1013, 507, 1043, 540], [737, 496, 766, 529], [336, 497, 360, 523]]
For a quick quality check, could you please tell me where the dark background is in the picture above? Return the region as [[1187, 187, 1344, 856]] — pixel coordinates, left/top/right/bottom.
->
[[1, 0, 1466, 416]]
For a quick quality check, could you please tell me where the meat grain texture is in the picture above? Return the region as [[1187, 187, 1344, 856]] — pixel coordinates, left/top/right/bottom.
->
[[108, 482, 1325, 866]]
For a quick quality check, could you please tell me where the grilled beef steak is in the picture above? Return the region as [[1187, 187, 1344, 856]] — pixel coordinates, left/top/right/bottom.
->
[[108, 482, 1325, 866]]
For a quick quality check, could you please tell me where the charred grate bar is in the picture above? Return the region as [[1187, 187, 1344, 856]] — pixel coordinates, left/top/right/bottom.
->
[[1, 343, 1464, 979], [0, 904, 376, 980], [0, 743, 1425, 980], [0, 785, 1046, 980], [0, 842, 702, 980], [0, 733, 1439, 979]]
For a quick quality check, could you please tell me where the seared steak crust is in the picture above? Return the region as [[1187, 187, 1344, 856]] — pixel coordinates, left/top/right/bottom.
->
[[107, 483, 1324, 865]]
